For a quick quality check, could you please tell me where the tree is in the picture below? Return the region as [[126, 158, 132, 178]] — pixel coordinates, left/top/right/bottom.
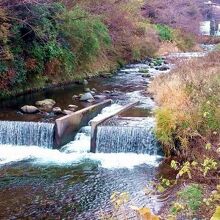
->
[[142, 0, 204, 34]]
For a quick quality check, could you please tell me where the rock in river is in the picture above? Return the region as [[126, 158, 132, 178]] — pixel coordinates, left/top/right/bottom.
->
[[75, 79, 88, 85], [72, 95, 79, 100], [80, 92, 94, 101], [35, 99, 56, 111], [156, 65, 170, 71], [21, 105, 39, 114], [94, 95, 106, 99], [52, 107, 62, 114], [84, 88, 91, 92], [142, 73, 151, 78], [83, 79, 89, 85], [68, 105, 78, 111], [63, 110, 74, 115]]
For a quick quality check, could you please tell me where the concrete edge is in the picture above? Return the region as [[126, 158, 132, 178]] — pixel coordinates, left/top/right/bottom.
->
[[54, 99, 112, 148], [90, 101, 139, 153]]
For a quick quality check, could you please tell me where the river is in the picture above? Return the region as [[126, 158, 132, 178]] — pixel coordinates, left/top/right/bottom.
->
[[0, 51, 208, 219]]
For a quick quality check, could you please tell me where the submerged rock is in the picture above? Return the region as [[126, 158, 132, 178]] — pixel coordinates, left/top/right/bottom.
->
[[21, 105, 39, 114], [80, 92, 94, 101]]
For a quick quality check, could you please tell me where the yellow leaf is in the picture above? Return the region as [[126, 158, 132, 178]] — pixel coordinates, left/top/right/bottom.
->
[[151, 214, 160, 220], [138, 207, 151, 215], [157, 185, 165, 193], [211, 206, 220, 220]]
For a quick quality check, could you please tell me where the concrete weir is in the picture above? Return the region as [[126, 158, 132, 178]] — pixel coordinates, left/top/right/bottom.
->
[[90, 101, 139, 153], [54, 100, 112, 148]]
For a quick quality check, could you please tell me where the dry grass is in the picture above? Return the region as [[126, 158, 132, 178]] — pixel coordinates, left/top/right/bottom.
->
[[198, 35, 220, 45], [149, 51, 220, 156], [151, 50, 220, 220]]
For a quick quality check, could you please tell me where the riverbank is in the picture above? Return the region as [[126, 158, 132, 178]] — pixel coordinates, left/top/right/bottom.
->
[[0, 0, 202, 101], [149, 47, 220, 219]]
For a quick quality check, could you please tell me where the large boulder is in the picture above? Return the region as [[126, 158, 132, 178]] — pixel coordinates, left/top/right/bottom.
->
[[35, 99, 56, 111], [80, 92, 94, 101], [21, 105, 39, 114]]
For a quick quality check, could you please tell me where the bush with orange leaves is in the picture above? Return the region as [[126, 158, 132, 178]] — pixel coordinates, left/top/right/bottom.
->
[[149, 51, 220, 157], [76, 0, 159, 62]]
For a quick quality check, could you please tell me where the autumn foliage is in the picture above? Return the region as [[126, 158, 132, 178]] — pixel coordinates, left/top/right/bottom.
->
[[0, 0, 204, 99]]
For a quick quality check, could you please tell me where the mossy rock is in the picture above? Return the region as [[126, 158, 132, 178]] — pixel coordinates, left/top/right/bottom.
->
[[139, 68, 149, 73], [153, 59, 163, 66]]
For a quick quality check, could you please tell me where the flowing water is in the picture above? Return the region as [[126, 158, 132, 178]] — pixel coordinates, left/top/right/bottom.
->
[[96, 117, 160, 155], [0, 121, 54, 148], [0, 58, 174, 219], [0, 105, 162, 219]]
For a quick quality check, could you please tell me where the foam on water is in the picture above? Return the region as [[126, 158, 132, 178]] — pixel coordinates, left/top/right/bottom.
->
[[0, 145, 161, 169], [90, 103, 123, 122], [126, 90, 155, 109], [0, 103, 161, 169]]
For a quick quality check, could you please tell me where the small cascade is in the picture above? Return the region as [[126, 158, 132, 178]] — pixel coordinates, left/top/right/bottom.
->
[[0, 121, 54, 148], [96, 117, 159, 154]]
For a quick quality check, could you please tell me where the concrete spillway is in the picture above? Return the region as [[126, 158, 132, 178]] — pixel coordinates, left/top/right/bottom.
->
[[95, 117, 160, 155]]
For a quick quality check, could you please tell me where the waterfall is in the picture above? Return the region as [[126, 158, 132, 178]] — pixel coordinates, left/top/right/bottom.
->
[[0, 121, 54, 148], [96, 117, 159, 155]]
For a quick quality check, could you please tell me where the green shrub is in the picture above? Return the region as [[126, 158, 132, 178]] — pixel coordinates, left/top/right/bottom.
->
[[179, 184, 203, 211], [155, 24, 174, 41], [12, 58, 27, 85], [60, 7, 111, 63], [155, 108, 176, 145]]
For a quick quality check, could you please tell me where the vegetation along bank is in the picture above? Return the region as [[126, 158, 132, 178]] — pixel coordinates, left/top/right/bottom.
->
[[0, 0, 201, 100]]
